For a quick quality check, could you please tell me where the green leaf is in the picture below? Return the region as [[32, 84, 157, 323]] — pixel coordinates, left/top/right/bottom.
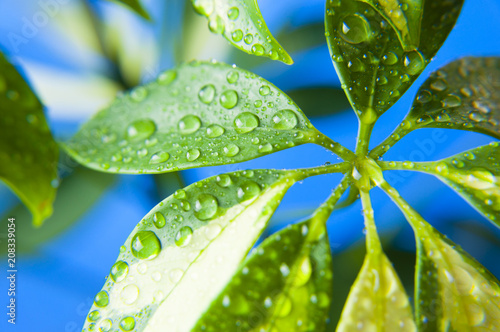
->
[[191, 0, 292, 64], [415, 220, 500, 331], [325, 0, 463, 119], [1, 167, 116, 254], [65, 61, 324, 174], [82, 169, 305, 332], [109, 0, 151, 20], [336, 245, 416, 331], [406, 57, 500, 139], [0, 52, 59, 226], [287, 87, 352, 118], [193, 217, 332, 331]]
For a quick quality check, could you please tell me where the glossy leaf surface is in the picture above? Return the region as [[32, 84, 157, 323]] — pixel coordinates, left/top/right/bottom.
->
[[415, 220, 500, 331], [193, 217, 332, 331], [0, 53, 59, 226], [191, 0, 292, 64], [407, 57, 500, 139], [65, 61, 322, 174], [325, 0, 463, 118], [287, 87, 351, 118], [82, 169, 304, 332], [111, 0, 151, 20]]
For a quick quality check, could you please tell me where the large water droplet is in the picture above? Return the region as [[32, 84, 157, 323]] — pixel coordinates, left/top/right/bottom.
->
[[382, 52, 399, 65], [231, 30, 243, 42], [234, 112, 259, 133], [198, 84, 215, 104], [175, 226, 193, 247], [110, 260, 129, 282], [194, 194, 219, 220], [206, 124, 224, 138], [187, 148, 201, 161], [94, 291, 109, 307], [150, 151, 170, 164], [120, 284, 139, 305], [216, 174, 232, 187], [403, 51, 425, 76], [259, 85, 270, 96], [153, 212, 166, 228], [119, 316, 136, 331], [338, 14, 371, 44], [227, 7, 239, 20], [127, 119, 156, 141], [131, 231, 161, 260], [272, 109, 298, 130], [227, 70, 239, 84], [251, 44, 265, 56], [99, 319, 112, 332], [178, 115, 201, 135], [220, 90, 239, 109], [442, 94, 462, 108], [237, 181, 261, 202], [223, 143, 240, 157]]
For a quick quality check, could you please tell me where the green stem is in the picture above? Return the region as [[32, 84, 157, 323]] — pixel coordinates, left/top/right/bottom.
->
[[315, 134, 356, 162], [299, 161, 352, 179], [369, 120, 415, 159], [377, 160, 434, 172], [355, 120, 375, 157], [360, 187, 382, 253]]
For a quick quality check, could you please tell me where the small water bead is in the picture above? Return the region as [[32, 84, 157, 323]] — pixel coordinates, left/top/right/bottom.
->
[[192, 0, 214, 16], [227, 7, 239, 20], [88, 310, 100, 322], [131, 231, 162, 260], [119, 316, 136, 331], [180, 200, 191, 211], [198, 84, 216, 104], [252, 44, 265, 56], [130, 87, 147, 102], [226, 70, 239, 84], [234, 112, 259, 133], [472, 100, 491, 114], [338, 14, 371, 44], [403, 51, 425, 76], [137, 148, 148, 158], [127, 119, 156, 141], [99, 319, 112, 332], [206, 124, 224, 138], [220, 90, 238, 109], [149, 151, 170, 164], [259, 85, 270, 96], [442, 94, 462, 108], [258, 143, 273, 153], [187, 148, 201, 161], [153, 212, 166, 228], [417, 90, 432, 103], [272, 109, 298, 130], [243, 34, 253, 44], [223, 143, 240, 157], [254, 100, 262, 108], [194, 194, 219, 220], [231, 30, 243, 42], [174, 189, 186, 199], [237, 181, 261, 202], [178, 115, 201, 135], [216, 174, 232, 187], [175, 226, 193, 247], [469, 112, 487, 122], [94, 291, 109, 307], [110, 260, 129, 282], [157, 70, 177, 85], [382, 52, 399, 65], [430, 79, 448, 91], [464, 152, 476, 161], [120, 284, 139, 305]]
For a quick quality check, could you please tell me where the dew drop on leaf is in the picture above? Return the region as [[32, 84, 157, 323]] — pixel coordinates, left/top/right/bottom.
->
[[220, 90, 239, 109], [130, 231, 161, 260], [149, 151, 170, 164], [206, 124, 224, 138], [237, 181, 261, 202], [187, 148, 201, 161], [175, 226, 193, 247], [119, 316, 136, 331], [234, 112, 259, 133], [194, 194, 218, 220], [403, 50, 425, 76], [126, 119, 156, 141], [223, 143, 240, 157], [153, 212, 166, 229], [272, 109, 298, 130], [178, 115, 201, 135], [94, 291, 109, 307], [120, 284, 139, 305], [216, 174, 232, 187], [231, 30, 243, 42], [198, 84, 216, 104], [99, 319, 112, 332], [157, 70, 177, 85], [338, 14, 371, 44], [110, 260, 129, 282], [226, 70, 239, 84], [227, 7, 239, 20]]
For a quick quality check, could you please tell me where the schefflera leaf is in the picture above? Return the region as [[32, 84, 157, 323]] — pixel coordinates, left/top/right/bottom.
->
[[65, 61, 321, 174], [406, 57, 500, 139], [109, 0, 151, 20], [325, 0, 464, 119], [191, 0, 292, 64], [193, 217, 332, 331], [415, 220, 500, 331], [82, 169, 306, 332], [0, 52, 59, 226], [336, 240, 416, 331]]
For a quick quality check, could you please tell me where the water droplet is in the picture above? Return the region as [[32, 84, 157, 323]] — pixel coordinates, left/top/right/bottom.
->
[[131, 231, 162, 260], [244, 34, 253, 44], [178, 115, 201, 135], [216, 174, 232, 187], [150, 151, 170, 164], [187, 148, 201, 161], [231, 30, 243, 42], [227, 7, 239, 20], [223, 143, 240, 157], [180, 200, 191, 211], [127, 119, 156, 141], [153, 212, 166, 228], [226, 70, 239, 84], [251, 44, 265, 56], [198, 84, 215, 104], [88, 310, 100, 322], [130, 87, 147, 102], [259, 85, 270, 96], [382, 52, 399, 65], [120, 284, 139, 305], [237, 181, 261, 202], [472, 100, 491, 114], [192, 0, 214, 16], [272, 109, 298, 130], [234, 112, 259, 133], [94, 291, 109, 307], [194, 194, 219, 220], [442, 94, 462, 108], [338, 14, 371, 44], [174, 190, 186, 199], [119, 316, 136, 331], [469, 112, 487, 122], [206, 124, 224, 138], [175, 226, 193, 247], [137, 148, 148, 158], [209, 15, 225, 34], [110, 260, 129, 282], [430, 79, 447, 91], [99, 319, 112, 332], [222, 295, 231, 307], [220, 90, 238, 109], [158, 70, 177, 85], [403, 51, 425, 76], [264, 297, 273, 308], [417, 90, 432, 103]]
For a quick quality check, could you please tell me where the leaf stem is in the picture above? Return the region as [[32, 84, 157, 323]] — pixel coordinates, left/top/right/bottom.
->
[[369, 120, 415, 159], [355, 119, 375, 157], [360, 186, 382, 253], [299, 161, 352, 179], [377, 160, 433, 172], [315, 134, 356, 162]]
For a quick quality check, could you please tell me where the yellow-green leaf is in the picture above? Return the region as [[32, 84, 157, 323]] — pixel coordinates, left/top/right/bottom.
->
[[109, 0, 151, 20]]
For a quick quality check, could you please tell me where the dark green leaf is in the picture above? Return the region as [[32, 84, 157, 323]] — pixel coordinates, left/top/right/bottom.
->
[[82, 169, 306, 332], [109, 0, 151, 20], [287, 87, 351, 118], [191, 0, 292, 64], [193, 218, 332, 331], [1, 167, 116, 254], [0, 52, 59, 226], [64, 61, 327, 174], [414, 219, 500, 331], [325, 0, 463, 119], [406, 57, 500, 139]]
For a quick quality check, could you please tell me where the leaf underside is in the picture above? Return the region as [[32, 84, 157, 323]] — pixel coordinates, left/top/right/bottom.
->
[[415, 221, 500, 331], [407, 57, 500, 139], [194, 219, 332, 332], [325, 0, 463, 118], [82, 169, 303, 332], [111, 0, 151, 20], [191, 0, 292, 64], [64, 61, 320, 174], [0, 52, 59, 226]]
